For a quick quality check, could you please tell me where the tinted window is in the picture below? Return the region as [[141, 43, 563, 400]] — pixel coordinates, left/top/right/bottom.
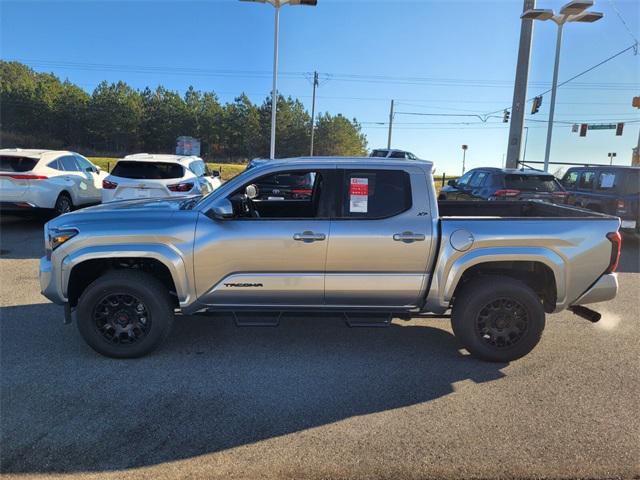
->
[[47, 159, 62, 171], [60, 156, 80, 172], [622, 170, 640, 195], [370, 150, 389, 158], [389, 151, 406, 158], [563, 170, 580, 189], [505, 174, 561, 192], [469, 172, 488, 187], [75, 155, 94, 172], [456, 171, 474, 186], [578, 171, 595, 190], [340, 169, 411, 219], [252, 171, 316, 200], [0, 156, 39, 172], [111, 161, 184, 179]]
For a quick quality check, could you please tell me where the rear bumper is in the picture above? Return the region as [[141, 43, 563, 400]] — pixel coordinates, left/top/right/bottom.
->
[[572, 273, 618, 306]]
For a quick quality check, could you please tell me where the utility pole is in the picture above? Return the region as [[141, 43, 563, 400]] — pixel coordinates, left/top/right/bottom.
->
[[309, 71, 319, 156], [505, 0, 536, 169], [387, 99, 395, 149]]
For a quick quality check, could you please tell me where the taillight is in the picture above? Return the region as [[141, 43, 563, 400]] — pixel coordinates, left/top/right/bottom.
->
[[102, 180, 118, 189], [167, 182, 194, 192], [494, 189, 520, 197], [292, 188, 313, 199], [605, 231, 622, 273], [0, 173, 48, 180]]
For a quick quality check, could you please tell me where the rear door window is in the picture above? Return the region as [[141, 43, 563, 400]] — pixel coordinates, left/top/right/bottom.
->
[[562, 170, 580, 189], [389, 151, 406, 158], [111, 161, 184, 179], [0, 156, 39, 172], [596, 172, 618, 191], [505, 174, 561, 192], [469, 171, 488, 187], [370, 150, 389, 158], [578, 171, 595, 190], [339, 169, 411, 219], [59, 155, 81, 172]]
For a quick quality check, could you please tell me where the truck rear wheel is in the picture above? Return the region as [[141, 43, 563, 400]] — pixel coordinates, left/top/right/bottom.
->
[[451, 276, 545, 362], [76, 271, 174, 358]]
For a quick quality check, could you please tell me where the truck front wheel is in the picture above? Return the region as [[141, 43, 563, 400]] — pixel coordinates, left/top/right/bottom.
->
[[451, 276, 545, 362], [76, 271, 174, 358]]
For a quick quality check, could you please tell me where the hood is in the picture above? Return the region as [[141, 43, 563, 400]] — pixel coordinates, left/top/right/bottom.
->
[[80, 195, 200, 213]]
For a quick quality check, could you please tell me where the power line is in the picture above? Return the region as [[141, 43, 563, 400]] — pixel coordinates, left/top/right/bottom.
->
[[608, 0, 640, 46]]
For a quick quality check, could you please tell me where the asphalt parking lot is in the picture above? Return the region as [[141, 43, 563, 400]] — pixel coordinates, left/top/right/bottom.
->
[[1, 214, 639, 480]]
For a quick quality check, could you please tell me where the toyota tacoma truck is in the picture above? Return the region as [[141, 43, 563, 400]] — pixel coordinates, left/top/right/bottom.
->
[[39, 157, 621, 362]]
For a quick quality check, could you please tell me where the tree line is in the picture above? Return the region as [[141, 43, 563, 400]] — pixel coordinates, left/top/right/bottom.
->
[[0, 61, 368, 160]]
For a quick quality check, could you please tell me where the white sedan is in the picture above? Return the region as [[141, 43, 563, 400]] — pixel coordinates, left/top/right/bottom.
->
[[101, 154, 221, 203], [0, 149, 106, 216]]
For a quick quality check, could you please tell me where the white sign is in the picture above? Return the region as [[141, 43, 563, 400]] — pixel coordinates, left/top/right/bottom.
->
[[349, 177, 369, 213]]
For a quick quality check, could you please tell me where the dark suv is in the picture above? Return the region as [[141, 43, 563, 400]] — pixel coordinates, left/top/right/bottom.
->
[[560, 166, 640, 233], [439, 167, 567, 203]]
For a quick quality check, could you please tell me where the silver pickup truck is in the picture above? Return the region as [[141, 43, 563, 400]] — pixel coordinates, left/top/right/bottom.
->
[[39, 157, 621, 362]]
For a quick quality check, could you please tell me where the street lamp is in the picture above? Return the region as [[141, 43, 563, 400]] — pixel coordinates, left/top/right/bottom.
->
[[240, 0, 318, 159], [461, 144, 468, 174], [522, 0, 603, 172], [608, 152, 617, 165]]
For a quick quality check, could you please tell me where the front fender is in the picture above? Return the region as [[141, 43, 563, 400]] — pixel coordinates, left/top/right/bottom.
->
[[60, 244, 194, 307]]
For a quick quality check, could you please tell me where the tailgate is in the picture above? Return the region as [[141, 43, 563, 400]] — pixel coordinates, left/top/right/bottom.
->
[[0, 173, 32, 200], [113, 181, 169, 200]]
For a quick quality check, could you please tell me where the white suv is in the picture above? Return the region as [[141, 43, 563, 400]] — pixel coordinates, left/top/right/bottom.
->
[[369, 149, 419, 160], [0, 149, 106, 215], [101, 154, 221, 203]]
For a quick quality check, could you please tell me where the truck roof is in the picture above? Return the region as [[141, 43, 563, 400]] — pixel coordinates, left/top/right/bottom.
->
[[251, 156, 433, 168]]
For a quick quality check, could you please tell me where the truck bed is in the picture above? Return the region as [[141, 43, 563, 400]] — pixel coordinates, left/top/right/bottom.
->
[[438, 200, 614, 219]]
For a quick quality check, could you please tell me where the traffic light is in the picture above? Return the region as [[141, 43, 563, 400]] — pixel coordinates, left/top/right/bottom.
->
[[579, 123, 588, 137], [616, 122, 624, 136], [531, 96, 542, 114], [503, 109, 510, 123]]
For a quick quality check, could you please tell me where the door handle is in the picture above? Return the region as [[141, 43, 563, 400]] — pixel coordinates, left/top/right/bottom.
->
[[293, 231, 326, 243], [393, 232, 426, 243]]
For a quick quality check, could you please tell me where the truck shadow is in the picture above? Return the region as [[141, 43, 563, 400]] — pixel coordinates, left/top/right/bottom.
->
[[0, 305, 506, 474]]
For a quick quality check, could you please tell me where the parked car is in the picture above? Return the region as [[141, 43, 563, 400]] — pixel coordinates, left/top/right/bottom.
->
[[101, 154, 220, 203], [369, 149, 419, 160], [0, 149, 106, 215], [439, 167, 567, 203], [243, 159, 314, 201], [41, 156, 620, 362], [560, 166, 640, 233]]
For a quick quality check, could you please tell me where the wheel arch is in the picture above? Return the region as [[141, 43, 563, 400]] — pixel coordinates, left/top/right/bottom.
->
[[62, 245, 193, 308], [441, 248, 566, 313]]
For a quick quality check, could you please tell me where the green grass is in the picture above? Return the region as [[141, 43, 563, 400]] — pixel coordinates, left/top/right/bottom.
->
[[88, 157, 117, 172]]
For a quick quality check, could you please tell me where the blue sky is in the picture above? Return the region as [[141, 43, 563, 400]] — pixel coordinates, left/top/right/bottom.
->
[[1, 0, 638, 173]]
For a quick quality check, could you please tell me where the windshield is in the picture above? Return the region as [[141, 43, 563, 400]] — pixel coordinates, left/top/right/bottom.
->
[[504, 174, 561, 192]]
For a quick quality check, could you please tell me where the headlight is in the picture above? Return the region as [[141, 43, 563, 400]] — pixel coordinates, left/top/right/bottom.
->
[[48, 228, 78, 251]]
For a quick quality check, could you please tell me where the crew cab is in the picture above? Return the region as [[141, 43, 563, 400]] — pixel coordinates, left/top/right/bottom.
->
[[39, 157, 621, 362]]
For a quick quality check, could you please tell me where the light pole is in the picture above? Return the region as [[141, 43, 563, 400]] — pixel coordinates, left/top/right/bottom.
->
[[608, 152, 617, 165], [522, 1, 603, 172], [522, 126, 530, 165], [461, 144, 468, 174], [240, 0, 318, 159]]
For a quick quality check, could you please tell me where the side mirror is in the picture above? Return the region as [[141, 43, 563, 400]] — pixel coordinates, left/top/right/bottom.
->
[[447, 179, 457, 186], [211, 170, 220, 178], [245, 184, 259, 199], [208, 198, 234, 220]]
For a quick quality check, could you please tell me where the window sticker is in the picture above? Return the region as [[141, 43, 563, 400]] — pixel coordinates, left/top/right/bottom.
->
[[349, 177, 369, 213]]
